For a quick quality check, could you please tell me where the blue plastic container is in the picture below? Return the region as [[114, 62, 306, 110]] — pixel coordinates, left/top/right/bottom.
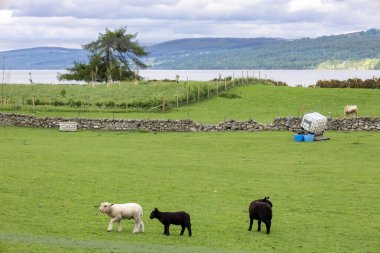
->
[[294, 134, 304, 142], [303, 134, 315, 142]]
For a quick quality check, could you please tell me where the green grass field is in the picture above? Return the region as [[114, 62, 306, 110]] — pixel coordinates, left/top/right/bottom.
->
[[2, 83, 380, 123], [1, 126, 379, 252]]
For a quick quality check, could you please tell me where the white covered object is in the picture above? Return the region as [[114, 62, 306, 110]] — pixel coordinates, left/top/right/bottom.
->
[[301, 112, 327, 135]]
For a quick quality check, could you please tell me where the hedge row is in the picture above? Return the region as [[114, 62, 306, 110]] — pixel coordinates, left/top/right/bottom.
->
[[315, 77, 380, 88]]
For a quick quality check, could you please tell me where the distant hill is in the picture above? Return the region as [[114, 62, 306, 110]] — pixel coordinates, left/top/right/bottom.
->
[[1, 29, 379, 70], [0, 47, 88, 70], [146, 29, 380, 70]]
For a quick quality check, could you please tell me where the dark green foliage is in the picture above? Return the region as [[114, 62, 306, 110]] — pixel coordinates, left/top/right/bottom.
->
[[58, 62, 93, 82], [52, 100, 64, 106], [316, 77, 380, 88], [60, 88, 66, 97], [219, 93, 242, 99], [105, 101, 116, 108], [58, 26, 148, 82]]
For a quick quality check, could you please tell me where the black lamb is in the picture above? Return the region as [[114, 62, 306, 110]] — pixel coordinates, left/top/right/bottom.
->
[[150, 208, 192, 236], [248, 196, 273, 234]]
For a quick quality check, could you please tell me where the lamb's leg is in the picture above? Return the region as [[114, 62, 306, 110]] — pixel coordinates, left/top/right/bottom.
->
[[132, 217, 140, 233], [139, 221, 145, 233], [164, 224, 170, 236], [264, 220, 271, 234], [117, 221, 123, 232], [257, 220, 261, 232], [132, 222, 139, 233], [248, 218, 254, 231], [180, 225, 185, 235], [187, 223, 192, 237], [108, 216, 121, 232]]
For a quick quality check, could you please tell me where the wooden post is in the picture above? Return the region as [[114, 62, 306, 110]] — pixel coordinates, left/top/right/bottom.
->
[[32, 92, 35, 112], [218, 73, 221, 94], [162, 93, 165, 113], [125, 95, 128, 112], [176, 76, 179, 108], [29, 72, 35, 112], [197, 85, 200, 101], [208, 84, 210, 98], [186, 88, 189, 106], [224, 78, 227, 91]]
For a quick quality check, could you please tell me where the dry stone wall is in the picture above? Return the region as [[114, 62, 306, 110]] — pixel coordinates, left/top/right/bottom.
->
[[1, 113, 379, 132]]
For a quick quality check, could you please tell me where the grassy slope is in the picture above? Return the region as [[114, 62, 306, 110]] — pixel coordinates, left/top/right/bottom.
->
[[1, 84, 380, 123], [173, 85, 380, 123], [1, 127, 379, 252]]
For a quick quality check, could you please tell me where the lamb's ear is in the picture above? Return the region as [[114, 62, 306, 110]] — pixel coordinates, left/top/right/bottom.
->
[[154, 208, 158, 212], [110, 203, 114, 206], [266, 196, 270, 200]]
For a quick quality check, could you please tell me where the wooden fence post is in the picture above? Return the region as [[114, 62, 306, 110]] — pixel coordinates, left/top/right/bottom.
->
[[186, 88, 189, 106], [162, 93, 165, 113]]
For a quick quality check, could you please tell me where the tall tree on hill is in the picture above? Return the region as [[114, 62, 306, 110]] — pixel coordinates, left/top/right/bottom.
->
[[58, 26, 148, 83]]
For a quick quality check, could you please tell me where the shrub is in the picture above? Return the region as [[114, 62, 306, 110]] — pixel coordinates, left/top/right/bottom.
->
[[105, 101, 116, 108], [52, 100, 65, 106], [316, 77, 380, 88], [95, 102, 103, 108], [219, 93, 242, 99], [60, 88, 67, 97]]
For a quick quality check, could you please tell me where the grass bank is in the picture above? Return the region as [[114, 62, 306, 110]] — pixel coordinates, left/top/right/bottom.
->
[[1, 84, 380, 123], [1, 126, 379, 252]]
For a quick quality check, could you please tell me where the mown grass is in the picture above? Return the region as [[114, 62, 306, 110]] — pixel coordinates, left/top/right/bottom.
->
[[1, 83, 379, 123], [1, 126, 379, 252]]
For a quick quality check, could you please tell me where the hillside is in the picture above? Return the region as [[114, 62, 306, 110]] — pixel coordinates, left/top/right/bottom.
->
[[147, 29, 380, 69], [0, 29, 379, 70], [0, 47, 88, 70], [1, 82, 380, 123]]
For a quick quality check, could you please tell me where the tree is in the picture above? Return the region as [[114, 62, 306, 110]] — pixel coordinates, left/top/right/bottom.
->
[[58, 26, 148, 82]]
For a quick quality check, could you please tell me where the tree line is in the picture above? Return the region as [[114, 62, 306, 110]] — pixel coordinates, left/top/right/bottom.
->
[[315, 77, 380, 88]]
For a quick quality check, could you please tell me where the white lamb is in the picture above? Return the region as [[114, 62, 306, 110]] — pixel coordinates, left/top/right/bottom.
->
[[99, 202, 144, 233], [344, 105, 358, 118]]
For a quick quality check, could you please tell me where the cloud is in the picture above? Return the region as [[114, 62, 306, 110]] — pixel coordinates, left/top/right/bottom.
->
[[0, 0, 379, 51]]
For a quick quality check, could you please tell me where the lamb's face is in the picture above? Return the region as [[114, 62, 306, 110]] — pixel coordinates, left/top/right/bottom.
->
[[99, 202, 111, 213], [150, 208, 158, 219]]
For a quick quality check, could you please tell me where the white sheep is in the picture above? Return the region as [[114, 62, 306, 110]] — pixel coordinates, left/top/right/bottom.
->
[[99, 202, 144, 233], [344, 105, 358, 118]]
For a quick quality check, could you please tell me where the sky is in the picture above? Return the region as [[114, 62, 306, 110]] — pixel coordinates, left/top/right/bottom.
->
[[0, 0, 379, 51]]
